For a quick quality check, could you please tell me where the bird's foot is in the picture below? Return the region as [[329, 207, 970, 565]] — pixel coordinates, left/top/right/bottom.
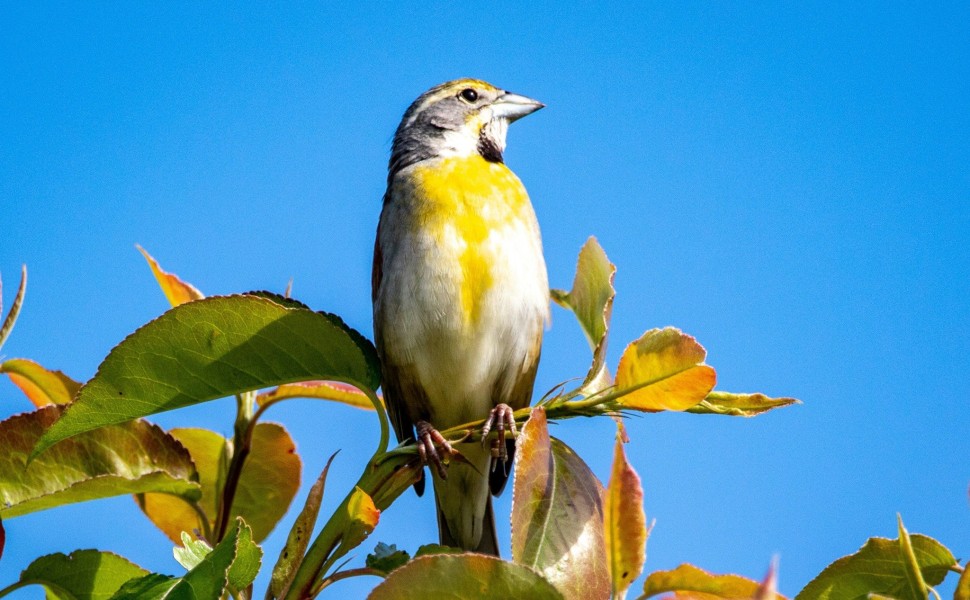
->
[[415, 420, 453, 480], [481, 403, 517, 465]]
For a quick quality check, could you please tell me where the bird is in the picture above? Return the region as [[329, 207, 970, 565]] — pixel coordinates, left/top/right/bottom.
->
[[372, 78, 548, 555]]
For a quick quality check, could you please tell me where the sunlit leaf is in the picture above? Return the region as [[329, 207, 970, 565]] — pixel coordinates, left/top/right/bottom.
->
[[174, 531, 213, 570], [339, 486, 380, 554], [642, 563, 784, 600], [605, 438, 647, 598], [137, 245, 204, 307], [1, 358, 81, 407], [0, 266, 27, 353], [137, 427, 225, 543], [896, 515, 927, 600], [366, 543, 411, 576], [166, 518, 257, 600], [614, 327, 716, 412], [9, 549, 148, 600], [33, 294, 381, 458], [257, 380, 377, 411], [139, 423, 300, 544], [111, 574, 179, 599], [687, 391, 800, 417], [512, 406, 609, 600], [0, 406, 200, 519], [367, 554, 564, 600], [955, 560, 970, 600], [753, 559, 780, 600], [226, 518, 262, 593], [551, 237, 616, 394], [795, 534, 956, 600], [269, 454, 336, 600]]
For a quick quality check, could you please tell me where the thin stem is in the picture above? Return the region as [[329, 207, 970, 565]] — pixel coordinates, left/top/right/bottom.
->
[[0, 581, 28, 599], [214, 391, 256, 541], [0, 265, 27, 352], [313, 567, 382, 594]]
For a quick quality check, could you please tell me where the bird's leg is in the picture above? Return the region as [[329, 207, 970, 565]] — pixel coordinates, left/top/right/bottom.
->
[[481, 403, 517, 466], [415, 420, 452, 480]]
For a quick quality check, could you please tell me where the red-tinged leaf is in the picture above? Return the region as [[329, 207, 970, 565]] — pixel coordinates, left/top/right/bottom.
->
[[1, 358, 81, 407], [642, 563, 785, 600], [753, 559, 780, 600], [0, 406, 200, 519], [137, 245, 204, 307], [614, 328, 716, 412], [605, 438, 647, 598], [512, 407, 610, 600], [367, 554, 564, 600], [257, 380, 377, 411], [551, 237, 617, 395], [139, 423, 300, 543], [269, 454, 335, 599], [687, 391, 800, 417], [0, 265, 27, 353]]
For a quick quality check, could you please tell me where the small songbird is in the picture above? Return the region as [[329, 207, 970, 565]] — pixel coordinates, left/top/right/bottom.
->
[[372, 79, 548, 554]]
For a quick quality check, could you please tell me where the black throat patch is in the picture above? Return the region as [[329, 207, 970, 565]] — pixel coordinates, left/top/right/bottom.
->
[[477, 132, 504, 163]]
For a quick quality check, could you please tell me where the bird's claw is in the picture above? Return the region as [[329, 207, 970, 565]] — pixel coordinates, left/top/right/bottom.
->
[[481, 403, 517, 465], [416, 420, 452, 480]]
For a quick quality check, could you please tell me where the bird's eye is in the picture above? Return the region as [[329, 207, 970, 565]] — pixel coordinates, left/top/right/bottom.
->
[[459, 88, 479, 103]]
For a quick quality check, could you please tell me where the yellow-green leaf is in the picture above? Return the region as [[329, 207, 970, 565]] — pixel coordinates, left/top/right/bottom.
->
[[139, 423, 300, 543], [642, 563, 783, 600], [0, 406, 200, 519], [138, 427, 226, 543], [257, 380, 377, 411], [368, 554, 564, 600], [1, 358, 81, 407], [137, 245, 204, 307], [955, 561, 970, 600], [340, 486, 380, 552], [512, 407, 609, 600], [605, 438, 647, 598], [551, 237, 617, 395], [687, 391, 800, 417], [795, 533, 956, 600], [897, 515, 927, 600], [614, 328, 716, 411]]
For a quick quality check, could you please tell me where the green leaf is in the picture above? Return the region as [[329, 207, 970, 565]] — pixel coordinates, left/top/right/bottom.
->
[[511, 407, 609, 600], [33, 294, 380, 458], [1, 358, 81, 407], [0, 266, 27, 353], [366, 543, 411, 576], [641, 563, 778, 599], [173, 531, 212, 571], [110, 574, 178, 599], [413, 544, 462, 558], [605, 438, 647, 598], [0, 406, 200, 519], [955, 561, 970, 600], [166, 518, 257, 600], [795, 533, 956, 600], [551, 237, 616, 394], [687, 391, 800, 416], [226, 518, 262, 592], [367, 554, 564, 599], [268, 453, 336, 599], [10, 549, 149, 600]]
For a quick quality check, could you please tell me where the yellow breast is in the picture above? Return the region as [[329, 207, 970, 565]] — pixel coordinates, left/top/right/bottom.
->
[[409, 155, 532, 324]]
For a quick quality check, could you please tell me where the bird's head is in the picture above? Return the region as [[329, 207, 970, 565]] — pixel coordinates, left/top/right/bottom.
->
[[389, 78, 543, 178]]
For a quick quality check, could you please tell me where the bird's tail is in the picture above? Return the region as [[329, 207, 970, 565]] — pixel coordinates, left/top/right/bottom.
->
[[436, 494, 499, 556]]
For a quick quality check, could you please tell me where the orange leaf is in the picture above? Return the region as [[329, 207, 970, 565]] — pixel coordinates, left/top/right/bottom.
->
[[137, 245, 203, 307], [1, 359, 81, 407], [642, 564, 786, 600], [605, 438, 647, 597], [256, 380, 377, 411], [614, 328, 716, 411]]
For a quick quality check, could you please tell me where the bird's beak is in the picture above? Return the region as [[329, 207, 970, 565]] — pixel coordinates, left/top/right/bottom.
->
[[490, 91, 544, 122]]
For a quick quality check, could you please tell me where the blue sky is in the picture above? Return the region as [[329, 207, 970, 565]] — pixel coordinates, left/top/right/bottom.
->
[[2, 3, 968, 597]]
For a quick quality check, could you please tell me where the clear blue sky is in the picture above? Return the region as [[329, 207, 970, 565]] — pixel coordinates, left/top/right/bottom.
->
[[2, 3, 968, 598]]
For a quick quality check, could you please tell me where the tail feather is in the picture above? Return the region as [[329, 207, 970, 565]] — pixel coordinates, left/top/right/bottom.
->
[[436, 495, 500, 556]]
